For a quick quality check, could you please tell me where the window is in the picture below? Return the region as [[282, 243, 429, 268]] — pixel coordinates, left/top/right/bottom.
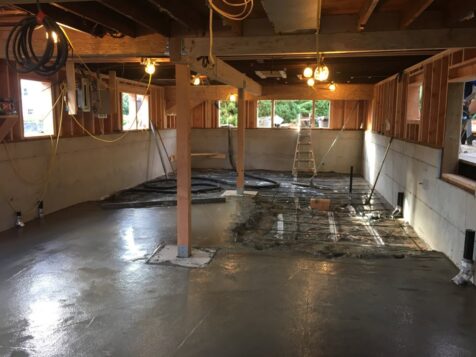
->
[[274, 100, 312, 128], [20, 79, 54, 137], [219, 100, 237, 127], [257, 100, 272, 128], [314, 100, 330, 128], [406, 83, 423, 122], [122, 93, 150, 131]]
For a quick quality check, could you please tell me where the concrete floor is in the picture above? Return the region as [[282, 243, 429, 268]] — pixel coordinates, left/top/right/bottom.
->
[[0, 196, 476, 356]]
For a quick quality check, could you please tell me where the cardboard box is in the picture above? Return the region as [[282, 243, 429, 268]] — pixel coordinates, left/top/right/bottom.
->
[[310, 198, 331, 211]]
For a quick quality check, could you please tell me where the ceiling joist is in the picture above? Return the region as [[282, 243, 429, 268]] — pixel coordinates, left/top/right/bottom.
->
[[358, 0, 380, 31], [98, 0, 171, 37], [400, 0, 435, 29], [51, 1, 139, 37]]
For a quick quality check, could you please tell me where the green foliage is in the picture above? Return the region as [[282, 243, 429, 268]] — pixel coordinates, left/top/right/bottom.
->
[[274, 100, 313, 123], [257, 100, 272, 117], [122, 94, 130, 116], [315, 100, 330, 117], [219, 101, 238, 126]]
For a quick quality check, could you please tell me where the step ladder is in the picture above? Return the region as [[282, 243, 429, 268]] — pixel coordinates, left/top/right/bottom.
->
[[292, 117, 316, 177]]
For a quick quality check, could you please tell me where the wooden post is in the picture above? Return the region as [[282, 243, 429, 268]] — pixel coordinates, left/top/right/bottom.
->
[[175, 64, 192, 258], [65, 61, 77, 115], [237, 88, 245, 194], [271, 100, 275, 128], [311, 100, 316, 128]]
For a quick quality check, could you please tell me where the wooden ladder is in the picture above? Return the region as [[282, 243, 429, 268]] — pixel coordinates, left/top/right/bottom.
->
[[292, 117, 316, 177]]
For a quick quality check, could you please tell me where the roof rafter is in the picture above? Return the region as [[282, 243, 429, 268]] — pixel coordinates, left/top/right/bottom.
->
[[51, 1, 139, 37], [98, 0, 171, 37], [400, 0, 435, 29], [358, 0, 380, 31]]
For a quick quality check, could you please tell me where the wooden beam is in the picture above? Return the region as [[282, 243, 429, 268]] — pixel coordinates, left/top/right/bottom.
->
[[400, 0, 435, 29], [358, 0, 380, 31], [51, 1, 140, 38], [182, 28, 476, 57], [184, 56, 262, 96], [175, 63, 192, 258], [65, 61, 77, 115], [99, 0, 171, 37], [236, 88, 245, 193], [0, 28, 168, 59]]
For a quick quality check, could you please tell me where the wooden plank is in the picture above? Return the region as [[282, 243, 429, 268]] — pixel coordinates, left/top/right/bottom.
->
[[183, 28, 476, 58], [175, 63, 192, 258], [441, 174, 476, 194], [420, 63, 433, 144], [187, 57, 262, 96], [358, 0, 380, 31], [400, 0, 435, 29], [236, 88, 245, 193], [428, 59, 441, 146], [65, 61, 78, 116], [436, 56, 449, 147]]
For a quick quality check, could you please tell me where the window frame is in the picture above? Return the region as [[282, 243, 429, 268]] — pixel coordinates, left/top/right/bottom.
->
[[19, 77, 56, 139], [121, 91, 150, 131]]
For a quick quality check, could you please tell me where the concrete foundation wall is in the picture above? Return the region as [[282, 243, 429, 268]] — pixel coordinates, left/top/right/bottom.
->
[[363, 131, 476, 266], [0, 130, 176, 232], [191, 128, 364, 173]]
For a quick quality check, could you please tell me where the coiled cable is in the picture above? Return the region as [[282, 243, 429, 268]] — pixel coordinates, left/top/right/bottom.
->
[[5, 10, 69, 76]]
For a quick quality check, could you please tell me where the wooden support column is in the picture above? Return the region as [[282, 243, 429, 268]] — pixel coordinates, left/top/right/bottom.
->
[[236, 88, 245, 194], [271, 100, 275, 128], [65, 61, 77, 115], [175, 64, 192, 258], [441, 83, 465, 175]]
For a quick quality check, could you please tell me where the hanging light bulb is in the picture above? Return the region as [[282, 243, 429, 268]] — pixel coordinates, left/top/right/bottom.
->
[[307, 78, 315, 87], [314, 63, 329, 82], [303, 66, 313, 78], [144, 59, 156, 75], [192, 75, 201, 86], [229, 94, 237, 102], [328, 82, 336, 92]]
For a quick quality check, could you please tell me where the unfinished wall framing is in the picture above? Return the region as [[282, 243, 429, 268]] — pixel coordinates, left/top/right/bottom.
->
[[370, 48, 476, 148]]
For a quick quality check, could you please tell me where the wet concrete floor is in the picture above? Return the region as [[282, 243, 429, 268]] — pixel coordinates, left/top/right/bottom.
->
[[0, 174, 476, 356]]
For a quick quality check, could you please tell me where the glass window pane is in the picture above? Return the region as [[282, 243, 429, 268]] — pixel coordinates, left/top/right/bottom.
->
[[314, 100, 330, 128], [136, 95, 150, 130], [257, 100, 272, 128], [122, 93, 137, 131], [21, 79, 54, 137], [274, 100, 312, 128], [219, 101, 237, 127]]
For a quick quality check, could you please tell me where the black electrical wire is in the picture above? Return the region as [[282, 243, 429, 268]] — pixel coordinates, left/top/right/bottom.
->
[[5, 11, 69, 76], [130, 178, 222, 194]]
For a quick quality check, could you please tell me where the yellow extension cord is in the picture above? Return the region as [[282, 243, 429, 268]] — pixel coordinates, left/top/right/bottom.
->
[[207, 0, 254, 66]]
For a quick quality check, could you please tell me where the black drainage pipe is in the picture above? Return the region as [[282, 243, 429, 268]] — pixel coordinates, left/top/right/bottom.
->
[[463, 229, 475, 262], [397, 191, 404, 216]]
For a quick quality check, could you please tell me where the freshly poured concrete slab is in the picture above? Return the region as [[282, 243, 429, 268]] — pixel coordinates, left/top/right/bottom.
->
[[147, 244, 216, 268]]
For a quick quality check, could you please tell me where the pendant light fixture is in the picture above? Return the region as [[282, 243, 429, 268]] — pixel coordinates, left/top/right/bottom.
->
[[302, 0, 331, 84]]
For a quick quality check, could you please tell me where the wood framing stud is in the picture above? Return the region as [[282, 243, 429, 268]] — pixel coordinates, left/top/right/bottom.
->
[[65, 61, 77, 115], [236, 88, 245, 194], [400, 0, 435, 29], [175, 64, 192, 258], [358, 0, 380, 31]]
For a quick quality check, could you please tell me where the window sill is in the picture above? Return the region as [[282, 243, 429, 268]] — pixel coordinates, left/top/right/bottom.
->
[[441, 173, 476, 195]]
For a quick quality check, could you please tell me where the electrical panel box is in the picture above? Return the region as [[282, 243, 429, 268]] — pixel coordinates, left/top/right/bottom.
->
[[77, 78, 91, 112]]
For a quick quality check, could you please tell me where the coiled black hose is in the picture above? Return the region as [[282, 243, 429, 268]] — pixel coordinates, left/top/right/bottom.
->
[[6, 12, 68, 76]]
